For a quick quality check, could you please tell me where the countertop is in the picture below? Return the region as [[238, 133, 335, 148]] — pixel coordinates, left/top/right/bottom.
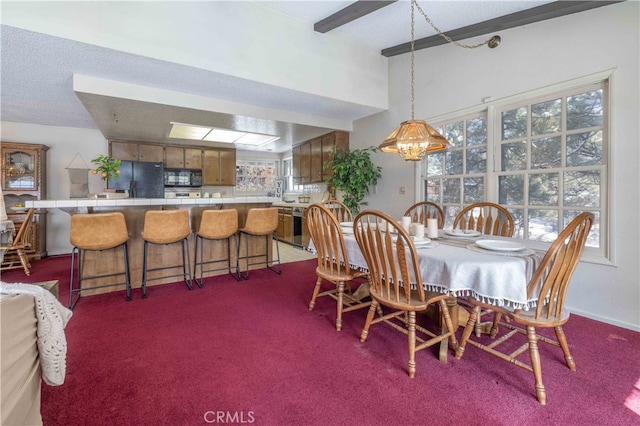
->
[[26, 196, 279, 209], [271, 202, 313, 208]]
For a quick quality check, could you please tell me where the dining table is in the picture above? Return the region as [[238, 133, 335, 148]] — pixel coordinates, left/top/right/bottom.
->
[[307, 225, 544, 358]]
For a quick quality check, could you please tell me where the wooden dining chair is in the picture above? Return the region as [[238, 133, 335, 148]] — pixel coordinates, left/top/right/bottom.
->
[[404, 201, 445, 229], [455, 212, 594, 405], [454, 202, 515, 336], [0, 208, 35, 276], [353, 210, 458, 378], [320, 199, 353, 223], [306, 203, 370, 331], [453, 202, 515, 237]]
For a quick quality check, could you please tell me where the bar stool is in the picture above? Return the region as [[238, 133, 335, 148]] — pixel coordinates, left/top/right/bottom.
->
[[238, 207, 281, 280], [69, 212, 131, 309], [141, 209, 192, 297], [194, 209, 240, 286]]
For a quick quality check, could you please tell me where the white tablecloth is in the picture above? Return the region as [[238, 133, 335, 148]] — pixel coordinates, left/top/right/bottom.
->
[[309, 232, 543, 311]]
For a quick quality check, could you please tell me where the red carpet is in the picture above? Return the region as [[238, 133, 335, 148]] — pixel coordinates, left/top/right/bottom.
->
[[2, 255, 639, 425]]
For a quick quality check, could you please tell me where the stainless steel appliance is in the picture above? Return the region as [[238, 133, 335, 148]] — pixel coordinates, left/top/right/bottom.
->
[[164, 168, 203, 188], [108, 161, 164, 198], [293, 207, 304, 247]]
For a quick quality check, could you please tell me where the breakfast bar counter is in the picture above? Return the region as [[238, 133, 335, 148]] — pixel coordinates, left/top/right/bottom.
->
[[26, 197, 280, 295]]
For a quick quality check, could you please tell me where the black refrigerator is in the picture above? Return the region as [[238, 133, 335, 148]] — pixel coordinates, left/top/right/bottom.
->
[[108, 161, 164, 198]]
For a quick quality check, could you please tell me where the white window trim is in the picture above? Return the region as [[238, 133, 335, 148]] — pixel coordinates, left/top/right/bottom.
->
[[420, 69, 616, 266]]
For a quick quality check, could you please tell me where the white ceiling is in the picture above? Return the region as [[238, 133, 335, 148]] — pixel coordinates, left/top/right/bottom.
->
[[1, 0, 591, 154]]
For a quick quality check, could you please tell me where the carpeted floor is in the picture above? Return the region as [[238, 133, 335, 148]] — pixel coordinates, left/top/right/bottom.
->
[[2, 255, 639, 425]]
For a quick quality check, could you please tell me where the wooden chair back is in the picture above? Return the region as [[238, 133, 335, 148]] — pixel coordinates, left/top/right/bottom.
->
[[526, 212, 594, 320], [7, 208, 35, 249], [306, 204, 354, 278], [321, 199, 353, 223], [404, 201, 445, 229], [0, 208, 35, 275], [453, 202, 515, 237], [353, 210, 426, 308]]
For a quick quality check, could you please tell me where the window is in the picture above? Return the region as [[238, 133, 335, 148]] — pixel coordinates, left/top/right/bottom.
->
[[425, 78, 608, 258]]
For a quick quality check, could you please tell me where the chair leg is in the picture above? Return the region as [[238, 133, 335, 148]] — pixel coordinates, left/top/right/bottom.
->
[[181, 238, 193, 290], [554, 325, 576, 371], [309, 277, 322, 310], [360, 301, 378, 342], [526, 325, 546, 405], [123, 243, 131, 301], [335, 281, 345, 331], [267, 233, 281, 275], [142, 241, 149, 299], [455, 305, 480, 359], [438, 299, 459, 353], [69, 247, 80, 309], [194, 235, 203, 288], [407, 311, 417, 378], [17, 249, 31, 276]]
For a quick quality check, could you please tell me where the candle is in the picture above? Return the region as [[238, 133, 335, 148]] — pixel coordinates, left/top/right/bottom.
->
[[401, 216, 411, 233], [427, 218, 439, 239], [414, 223, 425, 240]]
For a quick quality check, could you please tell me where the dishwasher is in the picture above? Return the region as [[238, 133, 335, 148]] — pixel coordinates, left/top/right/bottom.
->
[[292, 207, 304, 247]]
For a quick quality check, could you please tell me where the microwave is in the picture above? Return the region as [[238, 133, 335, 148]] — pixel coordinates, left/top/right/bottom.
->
[[164, 168, 203, 187]]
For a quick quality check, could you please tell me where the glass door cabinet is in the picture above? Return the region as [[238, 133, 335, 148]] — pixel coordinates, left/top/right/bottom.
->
[[1, 142, 48, 260]]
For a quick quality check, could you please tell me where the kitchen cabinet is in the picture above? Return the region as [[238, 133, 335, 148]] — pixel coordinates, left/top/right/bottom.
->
[[110, 140, 164, 163], [1, 142, 48, 260], [310, 137, 323, 183], [165, 146, 202, 169], [322, 131, 349, 181], [202, 148, 236, 186], [292, 131, 349, 184], [277, 207, 293, 244]]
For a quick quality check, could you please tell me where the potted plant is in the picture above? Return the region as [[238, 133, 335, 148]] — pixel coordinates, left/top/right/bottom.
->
[[324, 147, 382, 214], [91, 155, 122, 181]]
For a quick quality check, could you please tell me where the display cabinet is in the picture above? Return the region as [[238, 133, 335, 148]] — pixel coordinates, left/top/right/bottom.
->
[[1, 142, 48, 260]]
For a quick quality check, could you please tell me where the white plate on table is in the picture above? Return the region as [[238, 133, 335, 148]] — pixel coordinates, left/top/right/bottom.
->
[[475, 239, 526, 252], [445, 229, 481, 237], [10, 207, 29, 213], [340, 222, 354, 228], [412, 237, 432, 247]]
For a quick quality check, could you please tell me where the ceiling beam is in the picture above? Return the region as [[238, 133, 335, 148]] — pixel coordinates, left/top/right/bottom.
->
[[382, 0, 625, 57], [314, 0, 398, 33]]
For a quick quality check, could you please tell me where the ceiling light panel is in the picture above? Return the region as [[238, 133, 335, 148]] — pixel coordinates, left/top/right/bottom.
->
[[169, 123, 211, 140], [203, 128, 246, 143], [234, 134, 280, 146]]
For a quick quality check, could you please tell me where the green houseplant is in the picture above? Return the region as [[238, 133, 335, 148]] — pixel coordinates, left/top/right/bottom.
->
[[324, 147, 382, 214], [91, 155, 122, 181]]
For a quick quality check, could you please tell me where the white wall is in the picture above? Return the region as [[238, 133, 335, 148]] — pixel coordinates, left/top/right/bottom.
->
[[2, 1, 388, 111], [351, 2, 639, 331], [1, 122, 109, 255]]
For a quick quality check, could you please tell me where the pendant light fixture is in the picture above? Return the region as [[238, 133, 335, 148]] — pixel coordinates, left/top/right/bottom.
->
[[380, 0, 501, 161]]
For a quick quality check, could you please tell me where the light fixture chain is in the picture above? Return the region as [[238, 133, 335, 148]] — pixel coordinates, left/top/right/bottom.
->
[[413, 0, 491, 49], [410, 0, 415, 120]]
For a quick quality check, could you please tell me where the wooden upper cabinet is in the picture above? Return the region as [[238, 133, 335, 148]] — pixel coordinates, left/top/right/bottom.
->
[[292, 131, 349, 184], [165, 146, 185, 168], [310, 138, 323, 183], [184, 148, 202, 169], [292, 145, 301, 183], [299, 142, 311, 184], [166, 146, 203, 169], [110, 141, 163, 163], [110, 141, 139, 162], [203, 148, 236, 186], [218, 149, 236, 185], [322, 131, 349, 181], [138, 144, 164, 163]]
